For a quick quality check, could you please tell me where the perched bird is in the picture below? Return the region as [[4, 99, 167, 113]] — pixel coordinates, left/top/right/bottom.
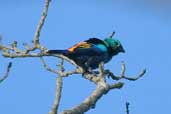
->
[[47, 36, 125, 72]]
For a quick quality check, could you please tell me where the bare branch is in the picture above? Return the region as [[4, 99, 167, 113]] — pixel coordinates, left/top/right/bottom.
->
[[121, 61, 126, 77], [0, 62, 12, 83], [57, 61, 128, 114], [49, 59, 64, 114], [0, 44, 13, 52], [33, 0, 51, 47], [108, 82, 124, 89], [2, 52, 48, 58], [123, 69, 146, 81], [49, 76, 63, 114], [126, 102, 130, 114], [40, 57, 65, 114], [57, 59, 65, 72], [40, 55, 83, 77], [106, 62, 146, 81], [109, 31, 115, 38], [60, 82, 124, 114], [2, 49, 80, 68], [40, 57, 58, 74], [0, 35, 2, 42], [0, 0, 50, 55], [61, 69, 82, 77]]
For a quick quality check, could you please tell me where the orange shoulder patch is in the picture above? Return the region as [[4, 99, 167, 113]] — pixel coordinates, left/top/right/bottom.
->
[[68, 42, 91, 52]]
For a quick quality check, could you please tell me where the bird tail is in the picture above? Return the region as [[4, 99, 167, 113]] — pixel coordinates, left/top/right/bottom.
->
[[47, 50, 68, 54]]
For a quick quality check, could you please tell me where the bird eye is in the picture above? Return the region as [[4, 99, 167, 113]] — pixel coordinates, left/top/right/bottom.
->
[[115, 42, 120, 47]]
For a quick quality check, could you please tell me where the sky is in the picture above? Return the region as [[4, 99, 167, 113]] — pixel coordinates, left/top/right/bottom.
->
[[0, 0, 171, 114]]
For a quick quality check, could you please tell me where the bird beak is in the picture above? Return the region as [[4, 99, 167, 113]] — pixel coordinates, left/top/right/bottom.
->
[[119, 45, 125, 53]]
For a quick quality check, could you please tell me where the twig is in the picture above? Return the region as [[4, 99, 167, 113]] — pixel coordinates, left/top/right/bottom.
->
[[19, 0, 51, 54], [57, 59, 64, 72], [126, 102, 130, 114], [49, 76, 63, 114], [0, 44, 13, 52], [106, 62, 146, 81], [40, 57, 65, 114], [0, 62, 12, 83], [61, 69, 82, 77], [2, 52, 79, 68], [40, 57, 82, 77], [0, 0, 51, 55], [33, 0, 51, 47], [40, 57, 58, 74], [123, 69, 146, 81], [121, 61, 126, 77], [109, 31, 115, 38], [49, 59, 64, 114], [0, 35, 2, 42]]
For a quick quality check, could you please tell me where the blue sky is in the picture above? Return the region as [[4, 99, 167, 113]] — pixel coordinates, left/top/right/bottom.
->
[[0, 0, 171, 114]]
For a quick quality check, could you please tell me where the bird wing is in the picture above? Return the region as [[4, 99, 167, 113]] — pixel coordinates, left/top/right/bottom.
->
[[67, 42, 91, 52], [85, 38, 106, 46], [67, 41, 104, 56]]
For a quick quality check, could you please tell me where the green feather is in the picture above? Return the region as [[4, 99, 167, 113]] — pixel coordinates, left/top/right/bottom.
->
[[104, 37, 121, 48]]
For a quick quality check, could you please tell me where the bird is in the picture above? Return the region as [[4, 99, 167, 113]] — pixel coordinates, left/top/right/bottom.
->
[[47, 35, 125, 72]]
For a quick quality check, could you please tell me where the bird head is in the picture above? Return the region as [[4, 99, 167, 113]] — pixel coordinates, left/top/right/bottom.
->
[[104, 37, 125, 56]]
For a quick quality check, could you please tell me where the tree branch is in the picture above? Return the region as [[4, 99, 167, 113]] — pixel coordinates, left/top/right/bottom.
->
[[105, 62, 146, 81], [49, 75, 63, 114], [109, 31, 115, 38], [39, 55, 146, 114], [40, 57, 58, 74], [126, 102, 130, 114], [0, 62, 12, 83], [34, 0, 51, 47], [0, 0, 51, 55], [60, 82, 124, 114], [57, 61, 145, 114], [49, 59, 64, 114]]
